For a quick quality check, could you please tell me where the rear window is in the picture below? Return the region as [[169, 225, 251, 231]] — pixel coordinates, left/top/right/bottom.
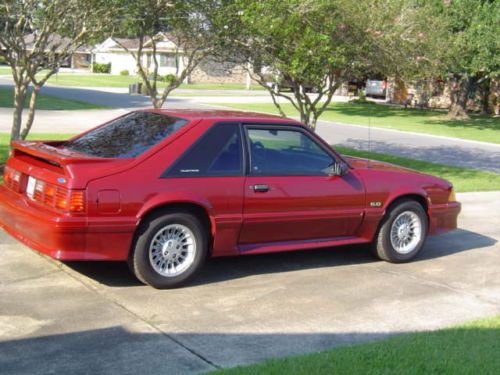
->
[[63, 112, 188, 158]]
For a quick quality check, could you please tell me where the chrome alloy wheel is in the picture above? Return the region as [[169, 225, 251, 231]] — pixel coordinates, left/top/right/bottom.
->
[[389, 211, 422, 254], [149, 224, 196, 277]]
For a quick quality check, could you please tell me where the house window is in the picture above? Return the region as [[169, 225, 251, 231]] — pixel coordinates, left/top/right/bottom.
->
[[159, 54, 177, 68]]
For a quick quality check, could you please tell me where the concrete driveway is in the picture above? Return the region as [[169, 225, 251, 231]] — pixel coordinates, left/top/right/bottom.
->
[[1, 192, 499, 374]]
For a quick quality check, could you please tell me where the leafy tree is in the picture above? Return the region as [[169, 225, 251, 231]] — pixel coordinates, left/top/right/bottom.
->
[[228, 0, 373, 130], [436, 0, 499, 118], [113, 0, 233, 109], [0, 0, 113, 140], [229, 0, 439, 130], [362, 1, 446, 82]]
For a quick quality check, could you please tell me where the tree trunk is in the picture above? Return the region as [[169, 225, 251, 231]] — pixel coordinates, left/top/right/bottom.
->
[[300, 111, 312, 129], [11, 84, 27, 141], [310, 115, 319, 131], [152, 96, 163, 109], [20, 85, 40, 140], [448, 75, 472, 119], [480, 78, 491, 115]]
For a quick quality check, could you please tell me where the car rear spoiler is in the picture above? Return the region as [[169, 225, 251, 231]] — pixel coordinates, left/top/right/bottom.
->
[[11, 140, 110, 167]]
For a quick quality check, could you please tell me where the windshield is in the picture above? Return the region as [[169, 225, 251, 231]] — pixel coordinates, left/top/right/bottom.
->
[[64, 112, 188, 158]]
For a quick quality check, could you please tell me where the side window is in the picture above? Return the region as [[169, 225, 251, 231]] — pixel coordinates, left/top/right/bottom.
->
[[247, 128, 333, 176], [166, 123, 243, 177]]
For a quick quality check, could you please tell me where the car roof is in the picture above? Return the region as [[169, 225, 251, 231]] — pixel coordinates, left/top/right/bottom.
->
[[142, 109, 303, 125]]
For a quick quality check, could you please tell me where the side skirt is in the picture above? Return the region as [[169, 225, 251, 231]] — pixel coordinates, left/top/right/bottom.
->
[[237, 236, 371, 255]]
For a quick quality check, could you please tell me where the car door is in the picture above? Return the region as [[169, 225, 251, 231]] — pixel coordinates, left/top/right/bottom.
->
[[239, 124, 365, 245]]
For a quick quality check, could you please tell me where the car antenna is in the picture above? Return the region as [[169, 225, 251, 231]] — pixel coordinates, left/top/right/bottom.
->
[[368, 103, 372, 168]]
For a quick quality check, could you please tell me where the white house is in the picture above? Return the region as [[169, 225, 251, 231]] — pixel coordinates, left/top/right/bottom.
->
[[92, 34, 249, 85], [92, 35, 185, 76]]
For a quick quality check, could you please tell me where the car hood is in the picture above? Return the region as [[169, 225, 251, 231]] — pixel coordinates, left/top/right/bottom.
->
[[343, 156, 420, 174]]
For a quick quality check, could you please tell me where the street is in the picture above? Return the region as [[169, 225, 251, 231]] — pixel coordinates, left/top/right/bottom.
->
[[1, 81, 499, 172]]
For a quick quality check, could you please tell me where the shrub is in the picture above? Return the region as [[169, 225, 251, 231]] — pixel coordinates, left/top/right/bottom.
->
[[162, 74, 176, 85], [349, 91, 376, 104], [120, 69, 129, 76], [0, 55, 6, 65], [91, 62, 111, 74]]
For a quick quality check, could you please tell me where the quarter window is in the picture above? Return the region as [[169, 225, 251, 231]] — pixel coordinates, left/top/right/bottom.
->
[[166, 123, 243, 177], [247, 128, 333, 175]]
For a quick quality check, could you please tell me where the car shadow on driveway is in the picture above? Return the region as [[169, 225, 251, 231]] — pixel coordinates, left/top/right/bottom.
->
[[63, 228, 496, 288]]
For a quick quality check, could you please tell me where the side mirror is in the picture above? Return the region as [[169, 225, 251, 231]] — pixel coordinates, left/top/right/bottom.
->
[[324, 161, 348, 177]]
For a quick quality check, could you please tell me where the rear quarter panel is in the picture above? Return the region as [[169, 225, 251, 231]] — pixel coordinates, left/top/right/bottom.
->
[[85, 119, 245, 259]]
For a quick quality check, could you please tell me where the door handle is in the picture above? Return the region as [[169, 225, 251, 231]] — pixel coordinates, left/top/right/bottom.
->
[[252, 184, 270, 193]]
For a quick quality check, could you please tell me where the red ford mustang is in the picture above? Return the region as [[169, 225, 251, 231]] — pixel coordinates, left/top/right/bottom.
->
[[0, 110, 460, 288]]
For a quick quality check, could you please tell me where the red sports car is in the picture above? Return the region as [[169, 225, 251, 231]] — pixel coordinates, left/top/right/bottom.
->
[[0, 110, 460, 288]]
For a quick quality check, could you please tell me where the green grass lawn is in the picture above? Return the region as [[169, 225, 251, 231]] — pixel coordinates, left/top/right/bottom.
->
[[0, 87, 109, 110], [211, 315, 500, 375], [0, 65, 11, 75], [42, 72, 263, 90], [1, 133, 498, 192], [47, 73, 141, 88], [218, 102, 500, 144]]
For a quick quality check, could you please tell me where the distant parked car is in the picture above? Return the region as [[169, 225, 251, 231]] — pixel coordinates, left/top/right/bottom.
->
[[263, 72, 318, 93], [270, 78, 317, 93], [0, 110, 460, 288], [365, 79, 387, 98]]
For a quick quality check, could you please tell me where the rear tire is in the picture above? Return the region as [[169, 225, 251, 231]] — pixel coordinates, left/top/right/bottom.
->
[[129, 211, 208, 289], [372, 200, 428, 263]]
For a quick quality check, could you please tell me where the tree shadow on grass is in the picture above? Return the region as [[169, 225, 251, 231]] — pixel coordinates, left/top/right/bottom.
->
[[325, 103, 500, 132], [326, 102, 440, 119], [64, 228, 496, 288], [337, 138, 500, 173]]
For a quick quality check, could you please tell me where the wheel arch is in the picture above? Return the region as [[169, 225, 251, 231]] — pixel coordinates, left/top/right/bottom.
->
[[372, 192, 430, 263], [381, 192, 431, 233], [134, 199, 215, 256], [385, 193, 429, 216], [139, 202, 212, 231]]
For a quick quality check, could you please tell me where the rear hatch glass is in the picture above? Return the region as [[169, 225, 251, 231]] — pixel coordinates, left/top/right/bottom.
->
[[63, 111, 188, 158]]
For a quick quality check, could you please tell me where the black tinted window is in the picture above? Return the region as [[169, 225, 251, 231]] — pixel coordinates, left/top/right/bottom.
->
[[64, 112, 188, 158], [247, 128, 333, 175], [166, 123, 242, 177]]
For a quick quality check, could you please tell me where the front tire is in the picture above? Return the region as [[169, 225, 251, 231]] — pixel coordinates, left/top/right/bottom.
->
[[373, 200, 428, 263], [129, 211, 208, 289]]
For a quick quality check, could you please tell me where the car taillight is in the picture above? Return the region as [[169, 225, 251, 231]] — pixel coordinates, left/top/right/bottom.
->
[[3, 166, 21, 192], [28, 177, 85, 213], [448, 188, 456, 203]]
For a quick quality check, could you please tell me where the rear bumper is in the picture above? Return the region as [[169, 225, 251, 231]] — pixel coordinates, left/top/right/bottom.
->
[[428, 201, 461, 235], [0, 185, 132, 260]]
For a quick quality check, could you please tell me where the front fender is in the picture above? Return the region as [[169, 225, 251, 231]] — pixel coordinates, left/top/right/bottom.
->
[[382, 186, 430, 213]]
